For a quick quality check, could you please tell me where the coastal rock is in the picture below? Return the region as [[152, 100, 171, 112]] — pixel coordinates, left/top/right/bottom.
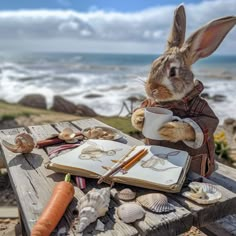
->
[[212, 94, 226, 102], [18, 94, 47, 109], [76, 104, 97, 117], [0, 119, 20, 130], [200, 92, 210, 99], [51, 96, 77, 114], [84, 94, 103, 99]]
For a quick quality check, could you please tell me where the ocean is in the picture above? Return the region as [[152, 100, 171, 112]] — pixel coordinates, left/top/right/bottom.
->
[[0, 52, 236, 123]]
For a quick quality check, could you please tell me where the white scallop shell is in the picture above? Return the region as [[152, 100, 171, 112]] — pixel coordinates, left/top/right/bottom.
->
[[58, 128, 76, 141], [118, 188, 136, 201], [78, 187, 110, 232], [182, 182, 222, 204], [117, 203, 145, 223], [2, 133, 35, 153], [136, 193, 174, 213]]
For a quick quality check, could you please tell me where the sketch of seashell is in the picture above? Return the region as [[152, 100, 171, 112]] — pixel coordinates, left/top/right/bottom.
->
[[78, 187, 110, 232], [2, 133, 35, 153], [117, 188, 136, 201], [182, 182, 222, 205], [117, 203, 145, 223], [141, 156, 158, 168], [136, 193, 174, 213], [58, 128, 76, 141]]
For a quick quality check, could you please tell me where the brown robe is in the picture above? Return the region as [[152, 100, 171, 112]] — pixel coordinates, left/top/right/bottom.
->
[[139, 80, 219, 177]]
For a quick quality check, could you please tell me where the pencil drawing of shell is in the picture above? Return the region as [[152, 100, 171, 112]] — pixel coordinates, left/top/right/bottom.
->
[[136, 193, 174, 213], [182, 182, 222, 204], [58, 128, 76, 141], [78, 187, 110, 232], [117, 203, 145, 223], [2, 133, 35, 153], [118, 188, 136, 201]]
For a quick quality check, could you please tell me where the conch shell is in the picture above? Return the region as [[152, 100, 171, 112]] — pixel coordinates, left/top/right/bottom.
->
[[58, 128, 76, 141], [182, 182, 222, 204], [2, 133, 35, 153], [78, 187, 110, 232]]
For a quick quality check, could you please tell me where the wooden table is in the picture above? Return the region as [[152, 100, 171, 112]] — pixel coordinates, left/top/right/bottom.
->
[[0, 118, 236, 236]]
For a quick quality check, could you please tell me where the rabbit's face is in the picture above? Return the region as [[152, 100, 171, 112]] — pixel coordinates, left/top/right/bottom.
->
[[145, 5, 236, 103], [145, 47, 194, 102]]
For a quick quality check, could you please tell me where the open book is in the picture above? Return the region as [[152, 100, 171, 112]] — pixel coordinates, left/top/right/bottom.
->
[[47, 139, 191, 192]]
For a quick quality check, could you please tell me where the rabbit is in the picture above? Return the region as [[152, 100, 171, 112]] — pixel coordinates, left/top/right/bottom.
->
[[131, 5, 236, 177]]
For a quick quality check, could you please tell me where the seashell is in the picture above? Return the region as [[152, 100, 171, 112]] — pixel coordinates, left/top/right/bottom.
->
[[117, 203, 145, 223], [118, 188, 136, 201], [83, 127, 116, 140], [182, 182, 222, 204], [78, 187, 110, 232], [2, 133, 35, 153], [136, 193, 174, 213], [58, 128, 76, 141]]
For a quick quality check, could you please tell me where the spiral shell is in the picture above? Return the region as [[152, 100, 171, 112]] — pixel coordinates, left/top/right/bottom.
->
[[118, 188, 136, 201], [117, 203, 145, 223], [2, 133, 35, 153], [182, 182, 222, 204], [136, 193, 174, 213], [78, 187, 110, 232], [58, 128, 76, 141]]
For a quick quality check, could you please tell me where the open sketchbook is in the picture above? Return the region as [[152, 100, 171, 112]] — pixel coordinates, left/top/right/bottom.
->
[[47, 139, 191, 192]]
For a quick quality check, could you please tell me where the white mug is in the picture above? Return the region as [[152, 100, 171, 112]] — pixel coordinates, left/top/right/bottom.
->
[[142, 107, 179, 140]]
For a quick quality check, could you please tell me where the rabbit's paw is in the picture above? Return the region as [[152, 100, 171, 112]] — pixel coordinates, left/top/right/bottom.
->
[[131, 108, 145, 131], [159, 121, 195, 142]]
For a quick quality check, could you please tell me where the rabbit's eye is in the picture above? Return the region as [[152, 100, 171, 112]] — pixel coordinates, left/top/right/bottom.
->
[[169, 67, 176, 77]]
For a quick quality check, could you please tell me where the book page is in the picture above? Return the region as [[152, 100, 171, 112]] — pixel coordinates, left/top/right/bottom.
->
[[50, 139, 133, 176], [113, 145, 188, 186]]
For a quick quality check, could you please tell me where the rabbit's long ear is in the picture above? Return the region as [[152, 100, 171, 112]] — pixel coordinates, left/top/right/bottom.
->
[[166, 4, 186, 49], [182, 16, 236, 65]]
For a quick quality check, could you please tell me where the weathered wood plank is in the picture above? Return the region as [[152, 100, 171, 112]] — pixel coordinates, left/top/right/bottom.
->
[[29, 123, 139, 236], [2, 119, 236, 236], [203, 162, 236, 236], [171, 172, 236, 228], [28, 124, 59, 141], [53, 121, 81, 133], [210, 162, 236, 193], [0, 127, 77, 235]]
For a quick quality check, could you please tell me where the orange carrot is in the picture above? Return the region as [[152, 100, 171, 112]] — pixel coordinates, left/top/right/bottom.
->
[[31, 174, 75, 236]]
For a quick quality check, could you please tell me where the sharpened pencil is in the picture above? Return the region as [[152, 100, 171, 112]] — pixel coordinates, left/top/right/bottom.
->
[[122, 149, 148, 171], [97, 146, 145, 184]]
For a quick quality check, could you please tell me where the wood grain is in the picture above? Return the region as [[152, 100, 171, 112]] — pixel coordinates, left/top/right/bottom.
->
[[1, 118, 236, 236]]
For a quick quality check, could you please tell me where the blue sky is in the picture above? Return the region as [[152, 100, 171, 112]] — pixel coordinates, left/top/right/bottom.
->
[[0, 0, 198, 11], [0, 0, 235, 54]]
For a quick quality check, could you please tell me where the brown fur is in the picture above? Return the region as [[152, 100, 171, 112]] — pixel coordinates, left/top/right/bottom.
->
[[132, 5, 236, 143]]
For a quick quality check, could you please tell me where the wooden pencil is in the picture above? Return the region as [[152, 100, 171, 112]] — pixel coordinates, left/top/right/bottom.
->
[[97, 147, 145, 184], [122, 149, 148, 171]]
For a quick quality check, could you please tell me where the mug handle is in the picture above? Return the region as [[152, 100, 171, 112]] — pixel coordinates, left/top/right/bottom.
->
[[172, 116, 181, 121]]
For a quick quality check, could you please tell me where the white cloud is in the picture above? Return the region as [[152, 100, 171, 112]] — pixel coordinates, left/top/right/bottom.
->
[[0, 0, 235, 54]]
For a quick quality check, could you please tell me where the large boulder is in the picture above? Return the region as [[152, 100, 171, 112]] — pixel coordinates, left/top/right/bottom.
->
[[51, 96, 77, 114], [76, 104, 97, 117], [18, 94, 47, 109]]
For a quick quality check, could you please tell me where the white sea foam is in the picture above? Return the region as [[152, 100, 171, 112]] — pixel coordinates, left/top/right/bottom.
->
[[0, 54, 235, 123]]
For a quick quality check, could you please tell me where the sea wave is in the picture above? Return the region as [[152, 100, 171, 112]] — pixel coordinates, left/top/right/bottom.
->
[[0, 57, 236, 122]]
